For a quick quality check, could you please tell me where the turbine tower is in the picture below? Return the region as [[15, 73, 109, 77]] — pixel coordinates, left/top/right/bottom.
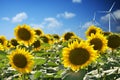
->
[[98, 2, 117, 32]]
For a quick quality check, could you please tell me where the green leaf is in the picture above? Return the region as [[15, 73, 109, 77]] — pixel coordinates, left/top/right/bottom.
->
[[62, 69, 86, 80], [0, 51, 6, 59], [62, 42, 68, 47], [54, 70, 64, 78], [34, 71, 42, 79], [43, 74, 54, 80], [0, 62, 4, 68], [34, 53, 44, 57], [0, 59, 8, 69], [47, 61, 58, 67], [34, 58, 46, 65], [41, 43, 51, 47]]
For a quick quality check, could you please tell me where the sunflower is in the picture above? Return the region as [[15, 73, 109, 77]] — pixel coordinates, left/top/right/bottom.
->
[[14, 24, 36, 46], [69, 36, 82, 44], [107, 34, 120, 49], [34, 28, 44, 36], [8, 48, 34, 73], [62, 40, 98, 71], [10, 38, 19, 47], [40, 35, 51, 44], [51, 34, 60, 43], [5, 41, 12, 50], [0, 43, 4, 51], [103, 31, 112, 36], [52, 34, 60, 40], [85, 25, 102, 37], [0, 36, 7, 46], [62, 32, 76, 42], [87, 33, 108, 52], [32, 39, 41, 51]]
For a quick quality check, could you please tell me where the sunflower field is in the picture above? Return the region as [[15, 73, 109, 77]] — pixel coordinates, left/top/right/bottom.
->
[[0, 24, 120, 80]]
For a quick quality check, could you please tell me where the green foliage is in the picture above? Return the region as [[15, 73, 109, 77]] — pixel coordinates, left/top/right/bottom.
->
[[0, 33, 120, 80], [34, 58, 46, 65], [34, 71, 42, 79]]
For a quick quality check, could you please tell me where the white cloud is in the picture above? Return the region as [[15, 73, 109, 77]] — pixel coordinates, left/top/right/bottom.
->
[[30, 17, 62, 35], [81, 21, 93, 29], [2, 17, 10, 21], [12, 12, 28, 23], [116, 26, 120, 32], [31, 17, 62, 29], [44, 17, 62, 28], [72, 0, 82, 3], [101, 9, 120, 22], [113, 10, 120, 20], [101, 14, 109, 22], [64, 28, 71, 33], [57, 11, 76, 19], [30, 24, 44, 29]]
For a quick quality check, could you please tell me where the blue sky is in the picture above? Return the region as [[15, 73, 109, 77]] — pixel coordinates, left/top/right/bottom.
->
[[0, 0, 120, 39]]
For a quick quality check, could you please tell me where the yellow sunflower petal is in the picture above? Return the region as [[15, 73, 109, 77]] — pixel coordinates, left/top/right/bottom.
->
[[14, 24, 36, 46], [8, 48, 34, 73], [62, 40, 98, 71]]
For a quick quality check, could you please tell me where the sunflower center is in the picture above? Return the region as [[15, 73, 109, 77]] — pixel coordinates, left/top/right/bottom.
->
[[13, 54, 27, 68], [18, 28, 31, 41], [90, 38, 103, 50], [108, 35, 120, 49], [41, 36, 49, 43], [0, 39, 3, 45], [35, 30, 42, 35], [33, 40, 41, 48], [103, 32, 111, 36], [53, 35, 59, 40], [11, 39, 19, 46], [64, 33, 74, 40], [89, 29, 96, 36], [69, 48, 90, 65]]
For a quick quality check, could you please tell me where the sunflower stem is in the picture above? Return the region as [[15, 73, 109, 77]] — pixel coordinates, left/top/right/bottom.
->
[[111, 49, 114, 56], [112, 49, 116, 58], [97, 61, 100, 74], [22, 73, 26, 80], [111, 49, 115, 69]]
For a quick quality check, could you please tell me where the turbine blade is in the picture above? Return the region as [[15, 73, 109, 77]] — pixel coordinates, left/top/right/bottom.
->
[[109, 2, 116, 12], [93, 12, 96, 21], [108, 14, 111, 32], [111, 13, 117, 22], [98, 11, 108, 13], [94, 21, 100, 26]]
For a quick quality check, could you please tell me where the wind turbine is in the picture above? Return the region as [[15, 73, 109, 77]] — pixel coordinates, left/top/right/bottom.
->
[[98, 2, 117, 32], [91, 12, 100, 26], [92, 12, 96, 24], [77, 12, 99, 33]]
